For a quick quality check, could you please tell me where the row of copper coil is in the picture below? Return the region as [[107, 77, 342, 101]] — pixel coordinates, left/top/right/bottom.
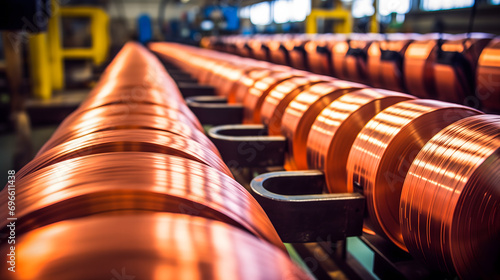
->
[[201, 33, 500, 113], [151, 42, 499, 279], [0, 42, 310, 280]]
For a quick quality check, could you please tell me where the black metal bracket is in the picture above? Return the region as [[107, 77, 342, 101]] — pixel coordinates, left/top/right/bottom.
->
[[186, 96, 244, 126], [250, 170, 365, 243], [177, 83, 215, 98], [208, 124, 287, 167]]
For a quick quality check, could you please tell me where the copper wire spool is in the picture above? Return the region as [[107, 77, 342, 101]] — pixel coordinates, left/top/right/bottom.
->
[[367, 34, 416, 92], [346, 100, 481, 251], [288, 37, 310, 70], [0, 213, 308, 280], [38, 114, 216, 155], [342, 37, 378, 84], [0, 152, 283, 249], [281, 81, 367, 170], [249, 36, 271, 61], [261, 77, 334, 136], [268, 37, 292, 65], [242, 72, 300, 124], [215, 64, 268, 98], [433, 34, 493, 104], [54, 103, 203, 133], [476, 36, 500, 112], [400, 114, 500, 279], [403, 34, 447, 98], [229, 67, 296, 104], [15, 129, 232, 181], [79, 88, 199, 126], [331, 40, 350, 80], [305, 34, 346, 76], [307, 89, 415, 193]]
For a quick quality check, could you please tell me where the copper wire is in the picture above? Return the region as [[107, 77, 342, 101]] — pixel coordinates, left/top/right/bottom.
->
[[400, 114, 500, 279], [15, 129, 232, 181], [403, 34, 446, 98], [306, 89, 415, 193], [433, 34, 493, 103], [1, 152, 283, 249], [476, 36, 500, 112], [38, 114, 217, 156], [346, 99, 481, 251], [367, 34, 416, 92], [0, 213, 307, 280], [261, 77, 333, 136], [281, 81, 367, 170], [242, 71, 301, 124]]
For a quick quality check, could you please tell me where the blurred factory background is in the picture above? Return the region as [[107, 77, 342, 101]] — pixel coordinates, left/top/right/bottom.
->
[[0, 0, 499, 279]]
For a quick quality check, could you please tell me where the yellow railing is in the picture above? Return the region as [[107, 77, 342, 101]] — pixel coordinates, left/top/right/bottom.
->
[[28, 1, 109, 99]]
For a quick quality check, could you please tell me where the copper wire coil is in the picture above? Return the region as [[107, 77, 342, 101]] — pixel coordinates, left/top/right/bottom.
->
[[346, 99, 481, 251], [38, 114, 216, 156], [400, 114, 500, 279], [305, 40, 330, 75], [342, 39, 375, 84], [249, 37, 271, 61], [433, 34, 493, 103], [215, 65, 267, 98], [288, 38, 309, 70], [230, 69, 282, 104], [367, 35, 415, 92], [55, 103, 203, 133], [1, 152, 283, 249], [0, 213, 308, 280], [281, 81, 367, 170], [83, 86, 184, 108], [15, 129, 232, 181], [261, 77, 334, 136], [306, 89, 415, 193], [268, 38, 292, 65], [78, 88, 199, 126], [91, 76, 182, 98], [242, 72, 301, 124], [403, 34, 446, 98], [476, 36, 500, 112]]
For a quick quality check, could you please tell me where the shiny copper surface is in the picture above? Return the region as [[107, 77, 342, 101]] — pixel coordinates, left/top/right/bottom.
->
[[0, 213, 307, 280], [346, 100, 481, 251], [242, 71, 300, 124], [400, 114, 500, 279], [307, 89, 414, 193], [39, 114, 217, 155], [476, 36, 500, 112], [367, 34, 415, 92], [16, 129, 232, 180], [403, 34, 444, 98], [305, 34, 346, 76], [434, 34, 493, 103], [1, 152, 283, 249], [281, 81, 367, 170], [288, 37, 310, 70], [54, 103, 203, 134], [226, 68, 276, 103], [261, 76, 333, 136]]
